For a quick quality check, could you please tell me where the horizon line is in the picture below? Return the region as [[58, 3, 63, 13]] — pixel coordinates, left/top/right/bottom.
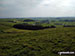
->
[[0, 16, 75, 18]]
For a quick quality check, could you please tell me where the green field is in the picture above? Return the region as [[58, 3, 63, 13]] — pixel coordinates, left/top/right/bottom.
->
[[0, 18, 75, 56]]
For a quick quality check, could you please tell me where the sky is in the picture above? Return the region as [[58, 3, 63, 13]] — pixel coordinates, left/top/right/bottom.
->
[[0, 0, 75, 17]]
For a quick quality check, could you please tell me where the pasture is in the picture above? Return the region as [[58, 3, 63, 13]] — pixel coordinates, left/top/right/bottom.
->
[[0, 18, 75, 56]]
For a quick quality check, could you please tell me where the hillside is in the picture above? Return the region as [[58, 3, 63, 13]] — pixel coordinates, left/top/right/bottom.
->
[[0, 18, 75, 56]]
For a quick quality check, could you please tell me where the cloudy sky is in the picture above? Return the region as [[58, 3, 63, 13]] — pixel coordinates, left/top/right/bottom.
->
[[0, 0, 75, 17]]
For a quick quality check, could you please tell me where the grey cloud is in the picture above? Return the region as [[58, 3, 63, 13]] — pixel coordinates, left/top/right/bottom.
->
[[0, 0, 75, 17]]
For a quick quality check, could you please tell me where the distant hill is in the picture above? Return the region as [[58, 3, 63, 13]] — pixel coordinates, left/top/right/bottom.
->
[[0, 17, 75, 21]]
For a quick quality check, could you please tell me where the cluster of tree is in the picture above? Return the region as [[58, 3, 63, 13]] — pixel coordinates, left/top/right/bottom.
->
[[59, 20, 75, 22], [13, 23, 56, 30], [64, 25, 75, 27], [24, 19, 35, 22]]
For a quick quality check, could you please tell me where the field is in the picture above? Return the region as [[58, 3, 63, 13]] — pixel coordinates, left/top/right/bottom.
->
[[0, 18, 75, 56]]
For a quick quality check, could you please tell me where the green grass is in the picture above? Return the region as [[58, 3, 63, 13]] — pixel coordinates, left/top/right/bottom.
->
[[0, 19, 75, 56]]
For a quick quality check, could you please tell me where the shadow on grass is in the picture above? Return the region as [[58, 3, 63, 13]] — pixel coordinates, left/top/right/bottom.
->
[[13, 23, 56, 30]]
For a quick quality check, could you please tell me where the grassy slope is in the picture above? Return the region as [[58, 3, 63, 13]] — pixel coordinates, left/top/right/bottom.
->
[[0, 19, 75, 56]]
